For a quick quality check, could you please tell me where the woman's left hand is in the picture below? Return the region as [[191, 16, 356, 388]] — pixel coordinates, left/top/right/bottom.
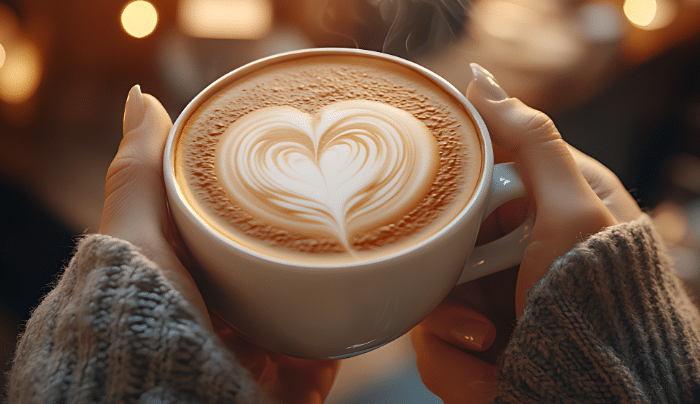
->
[[99, 85, 339, 404], [411, 65, 643, 404]]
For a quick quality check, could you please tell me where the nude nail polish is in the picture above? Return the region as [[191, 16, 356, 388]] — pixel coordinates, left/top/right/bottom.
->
[[123, 85, 145, 136], [469, 63, 508, 102], [450, 318, 496, 352]]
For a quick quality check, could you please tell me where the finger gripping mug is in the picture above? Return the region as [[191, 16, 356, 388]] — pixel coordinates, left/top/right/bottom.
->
[[164, 48, 532, 359]]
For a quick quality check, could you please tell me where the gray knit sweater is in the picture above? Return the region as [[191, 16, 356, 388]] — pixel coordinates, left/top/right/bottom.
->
[[494, 215, 700, 403], [6, 215, 700, 403]]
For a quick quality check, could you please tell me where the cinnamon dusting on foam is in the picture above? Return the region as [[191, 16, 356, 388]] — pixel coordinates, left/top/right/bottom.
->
[[174, 55, 482, 264]]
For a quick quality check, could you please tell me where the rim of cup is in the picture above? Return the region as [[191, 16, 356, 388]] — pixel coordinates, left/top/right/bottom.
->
[[163, 47, 495, 271]]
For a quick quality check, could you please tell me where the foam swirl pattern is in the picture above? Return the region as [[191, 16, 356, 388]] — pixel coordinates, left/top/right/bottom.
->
[[215, 100, 439, 252]]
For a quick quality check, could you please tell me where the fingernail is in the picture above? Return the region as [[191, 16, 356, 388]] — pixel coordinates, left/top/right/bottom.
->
[[469, 63, 508, 102], [450, 318, 496, 352], [123, 85, 145, 136]]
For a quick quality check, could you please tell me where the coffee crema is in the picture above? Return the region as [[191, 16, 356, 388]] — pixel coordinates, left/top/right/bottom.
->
[[174, 53, 483, 264]]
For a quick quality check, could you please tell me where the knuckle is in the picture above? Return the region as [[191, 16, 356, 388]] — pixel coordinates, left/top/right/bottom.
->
[[105, 156, 140, 191], [520, 111, 562, 149], [556, 203, 614, 240], [105, 146, 161, 184], [104, 154, 160, 200]]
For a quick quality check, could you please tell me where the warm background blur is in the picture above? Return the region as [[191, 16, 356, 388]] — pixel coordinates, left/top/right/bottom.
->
[[1, 0, 699, 401]]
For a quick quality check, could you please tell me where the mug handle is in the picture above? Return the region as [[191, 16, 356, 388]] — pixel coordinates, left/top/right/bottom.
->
[[457, 162, 534, 284]]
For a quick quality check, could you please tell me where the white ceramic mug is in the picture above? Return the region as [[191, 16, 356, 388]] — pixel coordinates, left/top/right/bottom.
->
[[164, 48, 532, 359]]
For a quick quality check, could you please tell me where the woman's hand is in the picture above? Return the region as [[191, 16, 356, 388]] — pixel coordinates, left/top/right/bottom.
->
[[98, 85, 339, 404], [411, 64, 643, 404]]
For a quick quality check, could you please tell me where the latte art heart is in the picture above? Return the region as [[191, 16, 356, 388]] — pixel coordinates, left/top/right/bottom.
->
[[215, 100, 439, 251]]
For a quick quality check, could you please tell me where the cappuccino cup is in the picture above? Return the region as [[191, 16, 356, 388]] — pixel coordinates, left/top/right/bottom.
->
[[164, 48, 532, 359]]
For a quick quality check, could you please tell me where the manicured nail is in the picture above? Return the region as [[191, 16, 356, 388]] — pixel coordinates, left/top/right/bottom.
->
[[123, 85, 145, 136], [450, 318, 496, 352], [469, 63, 508, 102]]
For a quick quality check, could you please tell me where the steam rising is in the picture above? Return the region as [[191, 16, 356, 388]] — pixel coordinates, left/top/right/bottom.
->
[[370, 0, 470, 58], [305, 0, 470, 59]]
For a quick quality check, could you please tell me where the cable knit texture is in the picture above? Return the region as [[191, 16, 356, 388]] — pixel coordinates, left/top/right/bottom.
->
[[494, 215, 700, 403], [5, 235, 273, 404], [6, 216, 700, 403]]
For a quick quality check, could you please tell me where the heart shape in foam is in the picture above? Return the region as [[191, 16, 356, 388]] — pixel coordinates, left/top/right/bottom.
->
[[215, 100, 439, 251]]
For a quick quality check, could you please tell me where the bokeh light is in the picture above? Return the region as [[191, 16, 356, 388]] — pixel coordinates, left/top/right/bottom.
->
[[178, 0, 273, 39], [624, 0, 658, 27], [0, 39, 42, 104], [653, 201, 688, 245], [121, 0, 159, 38], [644, 0, 677, 30], [478, 0, 535, 41]]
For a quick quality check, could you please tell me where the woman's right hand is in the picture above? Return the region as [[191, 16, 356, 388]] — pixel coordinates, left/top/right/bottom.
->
[[411, 64, 643, 403]]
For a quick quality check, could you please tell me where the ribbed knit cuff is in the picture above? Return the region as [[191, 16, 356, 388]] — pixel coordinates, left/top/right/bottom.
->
[[494, 215, 700, 403], [7, 234, 270, 404]]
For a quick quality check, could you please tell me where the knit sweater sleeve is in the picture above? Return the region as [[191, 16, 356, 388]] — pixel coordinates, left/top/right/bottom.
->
[[6, 234, 274, 404], [494, 214, 700, 403]]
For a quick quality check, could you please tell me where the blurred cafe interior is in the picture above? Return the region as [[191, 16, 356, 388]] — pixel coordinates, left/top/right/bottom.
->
[[1, 0, 700, 401]]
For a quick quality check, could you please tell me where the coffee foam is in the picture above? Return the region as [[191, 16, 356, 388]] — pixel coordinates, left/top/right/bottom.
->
[[215, 100, 439, 253], [174, 54, 483, 264]]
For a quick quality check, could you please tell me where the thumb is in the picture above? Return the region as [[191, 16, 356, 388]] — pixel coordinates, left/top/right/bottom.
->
[[466, 64, 615, 317], [98, 85, 212, 330], [100, 85, 172, 243]]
